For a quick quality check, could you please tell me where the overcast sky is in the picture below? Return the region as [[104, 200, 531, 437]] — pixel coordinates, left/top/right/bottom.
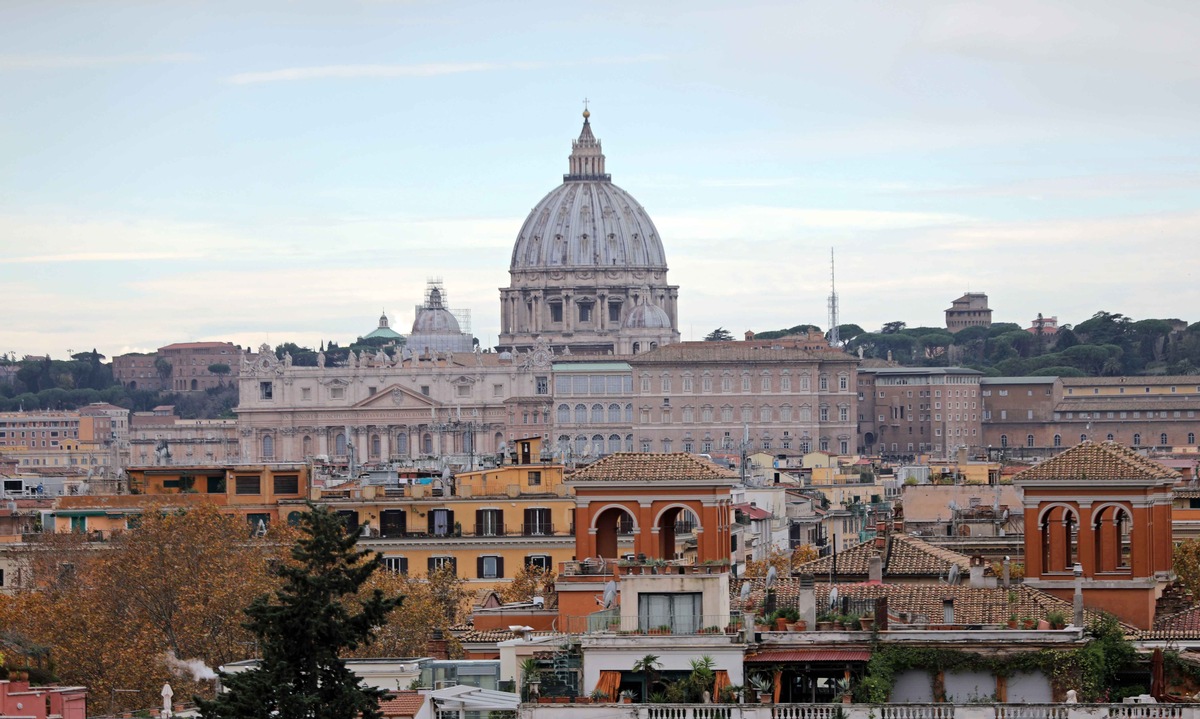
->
[[2, 1, 1198, 358]]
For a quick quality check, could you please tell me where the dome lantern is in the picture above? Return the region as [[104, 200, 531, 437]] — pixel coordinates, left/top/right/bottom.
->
[[565, 109, 609, 182]]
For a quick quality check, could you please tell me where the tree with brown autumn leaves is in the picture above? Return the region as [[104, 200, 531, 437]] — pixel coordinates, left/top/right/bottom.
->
[[0, 502, 291, 714]]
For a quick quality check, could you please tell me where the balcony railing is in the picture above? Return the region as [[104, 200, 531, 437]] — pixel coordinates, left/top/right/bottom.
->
[[566, 612, 741, 636], [473, 523, 508, 537], [522, 523, 555, 536], [518, 704, 1200, 719]]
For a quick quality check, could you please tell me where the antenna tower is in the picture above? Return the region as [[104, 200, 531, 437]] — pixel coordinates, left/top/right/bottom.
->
[[827, 248, 840, 347]]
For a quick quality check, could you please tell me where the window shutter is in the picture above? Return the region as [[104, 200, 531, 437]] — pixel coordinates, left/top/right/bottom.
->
[[428, 557, 436, 573], [476, 509, 485, 534], [477, 556, 485, 578], [399, 557, 408, 575], [496, 556, 504, 578], [448, 510, 456, 533], [428, 512, 436, 535], [448, 557, 457, 574]]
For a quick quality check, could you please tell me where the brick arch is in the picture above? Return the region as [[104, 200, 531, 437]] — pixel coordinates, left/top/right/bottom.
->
[[653, 502, 704, 560], [590, 504, 639, 560]]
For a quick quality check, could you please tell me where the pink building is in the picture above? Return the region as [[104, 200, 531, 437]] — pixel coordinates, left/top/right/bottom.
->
[[0, 679, 86, 719]]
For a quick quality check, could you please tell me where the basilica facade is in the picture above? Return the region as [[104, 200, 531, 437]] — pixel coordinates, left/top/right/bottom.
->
[[498, 110, 680, 355]]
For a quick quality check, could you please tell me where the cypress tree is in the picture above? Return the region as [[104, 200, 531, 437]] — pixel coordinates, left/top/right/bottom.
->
[[199, 503, 400, 719]]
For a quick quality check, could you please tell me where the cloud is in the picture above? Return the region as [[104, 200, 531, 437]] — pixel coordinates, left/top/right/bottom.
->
[[227, 54, 663, 84], [0, 53, 199, 70]]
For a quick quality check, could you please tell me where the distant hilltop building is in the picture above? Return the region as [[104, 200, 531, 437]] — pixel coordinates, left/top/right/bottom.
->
[[362, 311, 403, 344], [113, 341, 239, 392], [945, 292, 993, 333], [499, 109, 680, 355], [1026, 314, 1059, 335]]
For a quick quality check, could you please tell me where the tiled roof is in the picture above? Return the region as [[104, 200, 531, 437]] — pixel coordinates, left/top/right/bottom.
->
[[1143, 605, 1200, 639], [1056, 398, 1200, 411], [794, 535, 986, 579], [379, 691, 426, 717], [733, 578, 1102, 626], [1013, 441, 1180, 482], [569, 452, 738, 482], [455, 629, 519, 643]]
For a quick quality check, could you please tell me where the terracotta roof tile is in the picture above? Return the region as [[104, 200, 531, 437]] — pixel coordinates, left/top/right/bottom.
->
[[1013, 441, 1179, 482], [379, 691, 426, 717], [1144, 605, 1200, 639], [733, 578, 1100, 626], [794, 535, 986, 579], [569, 452, 738, 482]]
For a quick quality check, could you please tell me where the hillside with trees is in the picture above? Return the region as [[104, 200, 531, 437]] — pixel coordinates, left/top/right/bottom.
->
[[754, 312, 1199, 377]]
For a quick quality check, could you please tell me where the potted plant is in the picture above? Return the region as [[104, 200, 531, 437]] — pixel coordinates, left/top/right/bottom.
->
[[1007, 613, 1019, 629], [649, 624, 671, 635], [843, 612, 860, 630], [1045, 610, 1067, 630], [720, 684, 743, 704], [858, 612, 874, 631], [749, 673, 773, 704], [590, 689, 609, 703], [726, 616, 743, 634], [619, 690, 634, 704], [519, 657, 542, 702], [771, 610, 790, 632], [816, 612, 835, 631], [1021, 616, 1036, 630]]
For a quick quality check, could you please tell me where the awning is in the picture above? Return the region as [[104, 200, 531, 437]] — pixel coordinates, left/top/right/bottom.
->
[[733, 503, 773, 520], [745, 650, 871, 663]]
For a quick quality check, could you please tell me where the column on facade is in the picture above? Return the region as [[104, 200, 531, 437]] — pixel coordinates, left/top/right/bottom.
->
[[1076, 505, 1096, 578]]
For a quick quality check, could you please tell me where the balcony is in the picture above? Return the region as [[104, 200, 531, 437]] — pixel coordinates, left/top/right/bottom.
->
[[473, 523, 509, 537], [522, 523, 555, 536], [569, 611, 742, 636]]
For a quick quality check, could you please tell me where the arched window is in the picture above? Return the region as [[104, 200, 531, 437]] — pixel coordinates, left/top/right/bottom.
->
[[591, 404, 605, 423], [1160, 433, 1169, 446], [1093, 506, 1133, 573], [1000, 435, 1008, 448], [557, 404, 570, 424], [1041, 506, 1078, 573], [608, 434, 621, 453], [625, 403, 633, 422], [370, 434, 381, 458], [1107, 433, 1115, 441], [261, 434, 274, 459], [592, 435, 604, 455], [608, 403, 622, 422], [625, 434, 634, 451], [575, 404, 587, 424], [1027, 434, 1035, 448], [302, 435, 312, 456], [396, 433, 409, 455], [575, 436, 587, 455], [287, 511, 303, 527], [422, 433, 433, 454], [1133, 433, 1141, 446], [1190, 433, 1196, 445], [335, 433, 347, 456], [494, 432, 504, 453], [1053, 434, 1062, 447], [1080, 434, 1087, 443]]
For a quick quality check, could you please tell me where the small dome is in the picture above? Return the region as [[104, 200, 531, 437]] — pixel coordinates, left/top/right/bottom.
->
[[625, 303, 671, 329], [411, 287, 461, 335]]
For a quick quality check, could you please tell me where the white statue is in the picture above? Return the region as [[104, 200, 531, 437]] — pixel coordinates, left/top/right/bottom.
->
[[1065, 689, 1078, 704], [317, 350, 326, 368], [161, 683, 174, 718]]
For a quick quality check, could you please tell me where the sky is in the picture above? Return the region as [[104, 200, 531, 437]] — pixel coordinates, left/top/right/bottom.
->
[[2, 0, 1199, 359]]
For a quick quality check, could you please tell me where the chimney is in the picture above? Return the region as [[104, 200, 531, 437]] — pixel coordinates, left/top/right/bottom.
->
[[427, 628, 449, 660], [875, 521, 887, 549], [969, 555, 986, 588], [1002, 557, 1011, 589], [796, 574, 817, 627], [868, 554, 883, 583]]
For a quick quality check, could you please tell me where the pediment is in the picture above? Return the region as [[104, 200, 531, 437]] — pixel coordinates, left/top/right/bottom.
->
[[351, 384, 440, 409]]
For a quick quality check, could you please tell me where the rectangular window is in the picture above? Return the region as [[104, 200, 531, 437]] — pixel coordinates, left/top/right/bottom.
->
[[259, 382, 273, 400], [475, 508, 504, 536], [526, 555, 552, 570], [550, 303, 563, 323], [301, 387, 312, 401], [456, 384, 470, 397], [428, 556, 457, 574], [380, 509, 407, 538], [206, 476, 226, 494], [536, 376, 549, 395], [478, 555, 504, 579], [527, 470, 542, 486], [420, 385, 430, 396], [609, 302, 621, 322], [330, 387, 345, 399], [524, 507, 552, 536], [494, 384, 504, 397], [638, 592, 702, 633], [235, 476, 261, 495], [384, 557, 408, 574], [273, 475, 299, 495], [429, 509, 455, 537]]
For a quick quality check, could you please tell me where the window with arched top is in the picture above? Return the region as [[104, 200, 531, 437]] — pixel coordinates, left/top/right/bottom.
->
[[1190, 432, 1196, 445], [591, 404, 605, 423], [557, 404, 570, 424], [592, 435, 604, 455], [608, 403, 622, 422], [396, 433, 408, 455], [261, 434, 274, 459], [370, 434, 381, 458], [1092, 505, 1133, 573], [422, 433, 433, 454], [335, 433, 347, 456], [1053, 434, 1062, 447], [302, 435, 312, 456], [1107, 433, 1114, 441], [1080, 434, 1087, 443], [1133, 433, 1141, 446], [575, 404, 587, 424], [1027, 434, 1035, 448], [575, 436, 587, 455], [1041, 505, 1079, 573], [1000, 435, 1008, 448], [1161, 433, 1169, 446], [608, 434, 621, 453]]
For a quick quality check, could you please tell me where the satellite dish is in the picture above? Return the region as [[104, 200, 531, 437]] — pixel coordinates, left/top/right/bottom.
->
[[829, 586, 839, 610], [254, 519, 268, 537], [765, 566, 777, 589], [948, 500, 959, 511], [601, 580, 618, 609], [947, 564, 962, 585], [739, 581, 752, 602]]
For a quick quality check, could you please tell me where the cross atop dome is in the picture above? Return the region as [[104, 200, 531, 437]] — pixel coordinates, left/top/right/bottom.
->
[[566, 105, 609, 182]]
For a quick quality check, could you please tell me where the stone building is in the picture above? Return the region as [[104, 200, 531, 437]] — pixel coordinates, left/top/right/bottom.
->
[[114, 341, 240, 392], [856, 367, 984, 460], [945, 292, 992, 333], [627, 341, 859, 458], [499, 110, 680, 355], [981, 375, 1200, 456]]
